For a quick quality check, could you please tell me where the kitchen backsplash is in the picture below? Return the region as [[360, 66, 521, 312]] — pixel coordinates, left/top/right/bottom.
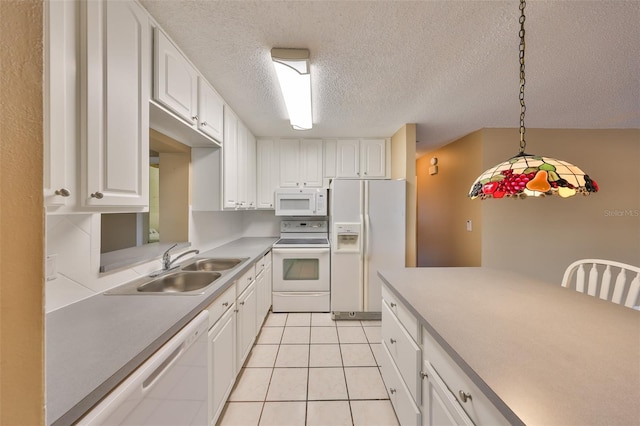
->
[[46, 209, 280, 312]]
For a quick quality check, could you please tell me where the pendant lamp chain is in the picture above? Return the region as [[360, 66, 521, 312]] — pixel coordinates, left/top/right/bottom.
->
[[468, 0, 598, 199], [518, 0, 527, 154]]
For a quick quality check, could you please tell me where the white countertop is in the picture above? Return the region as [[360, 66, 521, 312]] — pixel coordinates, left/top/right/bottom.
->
[[378, 267, 640, 426], [46, 237, 277, 426]]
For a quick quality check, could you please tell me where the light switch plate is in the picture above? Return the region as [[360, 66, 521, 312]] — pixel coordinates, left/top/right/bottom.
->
[[466, 220, 472, 232]]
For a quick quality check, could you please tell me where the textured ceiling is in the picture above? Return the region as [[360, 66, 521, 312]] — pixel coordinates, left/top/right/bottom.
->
[[140, 0, 640, 157]]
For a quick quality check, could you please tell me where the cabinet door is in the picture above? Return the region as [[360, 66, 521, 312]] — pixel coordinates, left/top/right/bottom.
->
[[197, 77, 224, 142], [223, 108, 238, 209], [83, 0, 149, 208], [153, 29, 197, 124], [257, 139, 279, 209], [300, 139, 324, 187], [209, 306, 236, 425], [236, 122, 248, 207], [44, 0, 78, 208], [422, 362, 473, 426], [361, 139, 387, 178], [236, 282, 257, 370], [255, 270, 266, 328], [336, 139, 360, 178], [279, 139, 301, 188], [246, 131, 257, 209]]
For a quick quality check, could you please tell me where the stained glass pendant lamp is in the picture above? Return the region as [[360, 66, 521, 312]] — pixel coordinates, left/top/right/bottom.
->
[[469, 0, 599, 200]]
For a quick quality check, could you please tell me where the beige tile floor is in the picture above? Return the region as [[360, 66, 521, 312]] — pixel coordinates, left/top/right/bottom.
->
[[218, 312, 399, 426]]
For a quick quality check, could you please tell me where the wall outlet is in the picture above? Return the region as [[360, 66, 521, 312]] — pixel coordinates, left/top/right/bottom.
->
[[466, 220, 472, 232], [46, 254, 58, 281]]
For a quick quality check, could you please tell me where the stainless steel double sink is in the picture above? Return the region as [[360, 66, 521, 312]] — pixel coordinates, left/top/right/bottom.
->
[[105, 257, 248, 295]]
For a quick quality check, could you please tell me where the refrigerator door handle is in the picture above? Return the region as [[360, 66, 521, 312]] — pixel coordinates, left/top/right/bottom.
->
[[363, 180, 370, 311]]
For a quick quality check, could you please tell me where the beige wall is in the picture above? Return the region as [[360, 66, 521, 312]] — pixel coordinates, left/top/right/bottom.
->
[[481, 128, 640, 283], [391, 124, 417, 267], [417, 127, 639, 282], [0, 1, 45, 424], [160, 153, 190, 243], [416, 131, 483, 267]]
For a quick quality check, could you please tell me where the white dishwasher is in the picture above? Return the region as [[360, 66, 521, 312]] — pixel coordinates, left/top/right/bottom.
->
[[78, 311, 209, 426]]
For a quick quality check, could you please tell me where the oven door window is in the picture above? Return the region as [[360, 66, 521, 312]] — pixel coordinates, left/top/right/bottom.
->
[[282, 258, 319, 281]]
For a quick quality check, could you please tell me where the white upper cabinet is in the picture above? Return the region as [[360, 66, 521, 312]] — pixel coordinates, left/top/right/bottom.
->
[[336, 139, 388, 179], [82, 0, 150, 208], [153, 28, 197, 124], [300, 139, 324, 187], [223, 108, 239, 209], [360, 138, 387, 178], [222, 108, 255, 209], [336, 139, 360, 178], [246, 131, 257, 209], [279, 139, 324, 188], [256, 139, 280, 209], [197, 77, 224, 142], [151, 28, 223, 146], [44, 0, 78, 209]]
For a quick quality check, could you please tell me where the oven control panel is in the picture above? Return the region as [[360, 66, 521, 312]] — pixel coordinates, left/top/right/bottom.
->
[[280, 220, 328, 233]]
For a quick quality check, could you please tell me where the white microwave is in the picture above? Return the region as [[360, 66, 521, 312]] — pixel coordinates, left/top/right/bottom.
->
[[274, 188, 327, 216]]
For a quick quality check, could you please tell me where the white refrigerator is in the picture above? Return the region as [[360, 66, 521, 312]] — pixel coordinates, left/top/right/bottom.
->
[[330, 179, 406, 319]]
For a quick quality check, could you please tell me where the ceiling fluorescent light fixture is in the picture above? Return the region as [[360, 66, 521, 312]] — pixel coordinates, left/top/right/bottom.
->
[[271, 48, 312, 130], [468, 0, 598, 200]]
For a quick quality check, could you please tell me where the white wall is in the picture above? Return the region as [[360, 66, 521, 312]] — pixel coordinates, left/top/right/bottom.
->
[[45, 208, 277, 312]]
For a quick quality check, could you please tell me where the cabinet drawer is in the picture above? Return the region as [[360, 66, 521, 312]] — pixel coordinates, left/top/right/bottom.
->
[[380, 342, 421, 426], [422, 328, 509, 426], [382, 285, 420, 341], [206, 282, 236, 328], [382, 300, 421, 403], [237, 264, 255, 296]]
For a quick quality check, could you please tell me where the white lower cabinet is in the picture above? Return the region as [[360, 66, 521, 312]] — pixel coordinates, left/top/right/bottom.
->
[[255, 251, 273, 327], [236, 280, 257, 372], [421, 361, 473, 426], [208, 304, 236, 425], [381, 285, 422, 425], [422, 328, 509, 426], [205, 254, 273, 425], [380, 343, 421, 426]]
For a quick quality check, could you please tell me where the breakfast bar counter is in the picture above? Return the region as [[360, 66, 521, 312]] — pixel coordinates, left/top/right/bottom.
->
[[378, 267, 640, 425]]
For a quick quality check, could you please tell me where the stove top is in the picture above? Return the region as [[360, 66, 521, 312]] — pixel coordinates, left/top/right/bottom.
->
[[274, 219, 330, 248]]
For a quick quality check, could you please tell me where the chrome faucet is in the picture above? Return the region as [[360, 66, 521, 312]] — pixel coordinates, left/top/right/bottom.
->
[[161, 244, 200, 271]]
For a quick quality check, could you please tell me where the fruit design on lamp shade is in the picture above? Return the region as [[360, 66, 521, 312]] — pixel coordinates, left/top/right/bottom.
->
[[468, 155, 599, 199]]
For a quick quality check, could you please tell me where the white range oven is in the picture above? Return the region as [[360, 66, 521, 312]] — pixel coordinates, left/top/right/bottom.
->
[[272, 219, 330, 312]]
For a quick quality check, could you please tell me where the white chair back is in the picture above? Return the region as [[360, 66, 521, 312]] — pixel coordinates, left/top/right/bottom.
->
[[562, 259, 640, 309]]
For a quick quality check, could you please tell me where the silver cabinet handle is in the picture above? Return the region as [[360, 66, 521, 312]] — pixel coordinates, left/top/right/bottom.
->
[[233, 309, 239, 313], [459, 390, 472, 403], [222, 302, 229, 307], [389, 388, 396, 394], [202, 121, 207, 126], [90, 192, 104, 199], [389, 338, 396, 344], [55, 188, 70, 197], [240, 301, 245, 305], [420, 371, 428, 379], [364, 172, 368, 175], [192, 115, 199, 121], [390, 302, 397, 308]]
